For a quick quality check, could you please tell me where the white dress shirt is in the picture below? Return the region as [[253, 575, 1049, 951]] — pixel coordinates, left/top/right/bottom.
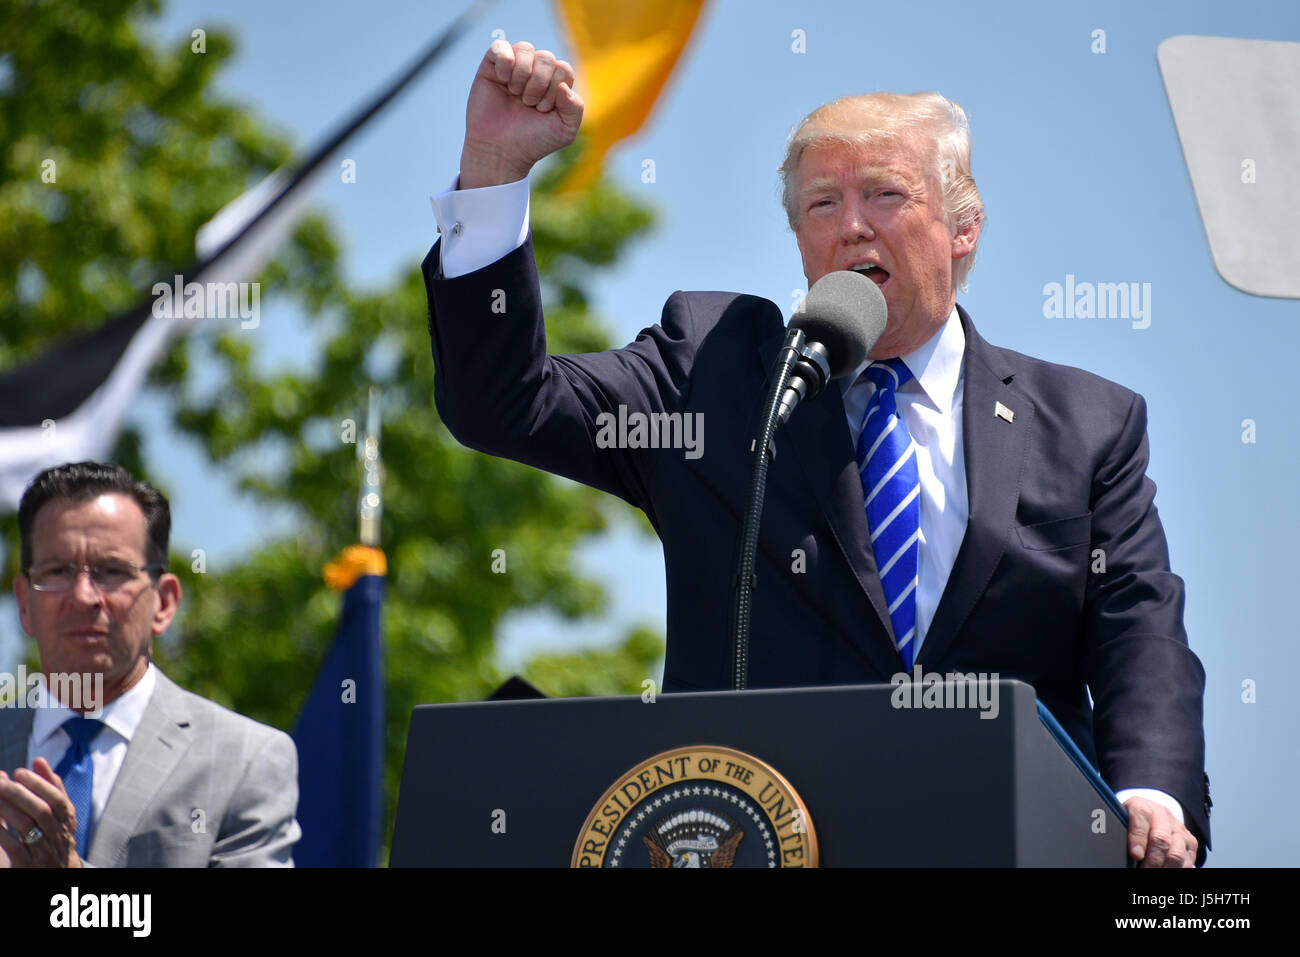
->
[[431, 175, 532, 279], [427, 173, 1185, 826], [29, 662, 159, 837], [842, 308, 968, 657]]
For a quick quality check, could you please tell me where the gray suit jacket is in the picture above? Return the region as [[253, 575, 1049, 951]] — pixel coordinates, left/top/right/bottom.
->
[[0, 668, 301, 867]]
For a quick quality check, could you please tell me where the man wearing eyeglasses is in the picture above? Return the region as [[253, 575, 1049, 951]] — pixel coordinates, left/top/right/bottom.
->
[[0, 461, 300, 867]]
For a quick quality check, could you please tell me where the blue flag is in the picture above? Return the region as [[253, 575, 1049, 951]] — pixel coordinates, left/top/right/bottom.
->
[[292, 553, 385, 867]]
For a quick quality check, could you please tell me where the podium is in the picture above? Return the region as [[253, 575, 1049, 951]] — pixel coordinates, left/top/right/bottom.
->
[[390, 678, 1130, 866]]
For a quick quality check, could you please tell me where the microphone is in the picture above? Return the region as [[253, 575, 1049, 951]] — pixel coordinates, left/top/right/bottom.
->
[[775, 270, 889, 427], [730, 269, 887, 689]]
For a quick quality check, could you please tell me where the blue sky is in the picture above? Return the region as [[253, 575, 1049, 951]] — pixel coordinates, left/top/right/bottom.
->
[[5, 0, 1296, 865]]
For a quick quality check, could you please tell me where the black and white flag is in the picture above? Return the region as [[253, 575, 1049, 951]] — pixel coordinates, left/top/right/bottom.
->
[[0, 4, 483, 510]]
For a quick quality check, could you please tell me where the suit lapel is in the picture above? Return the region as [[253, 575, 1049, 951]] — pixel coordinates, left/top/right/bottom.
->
[[89, 670, 194, 867], [758, 329, 901, 676], [919, 306, 1034, 667]]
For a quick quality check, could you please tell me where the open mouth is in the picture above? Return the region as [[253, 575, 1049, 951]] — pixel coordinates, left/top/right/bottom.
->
[[851, 265, 890, 286]]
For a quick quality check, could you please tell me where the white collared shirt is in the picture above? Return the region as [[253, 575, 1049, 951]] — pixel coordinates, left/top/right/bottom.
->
[[28, 662, 158, 834], [841, 308, 968, 656]]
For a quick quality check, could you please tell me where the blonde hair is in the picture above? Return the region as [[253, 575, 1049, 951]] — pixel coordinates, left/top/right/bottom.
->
[[779, 92, 985, 289]]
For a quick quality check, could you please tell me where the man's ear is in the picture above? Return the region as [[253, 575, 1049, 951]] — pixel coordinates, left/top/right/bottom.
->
[[951, 215, 981, 263], [13, 575, 33, 636], [151, 573, 181, 636]]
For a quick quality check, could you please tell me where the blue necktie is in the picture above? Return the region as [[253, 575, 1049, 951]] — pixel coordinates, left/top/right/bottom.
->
[[54, 717, 105, 857], [856, 358, 921, 670]]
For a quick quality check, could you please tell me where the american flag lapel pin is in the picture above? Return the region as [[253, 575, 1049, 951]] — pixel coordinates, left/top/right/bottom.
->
[[995, 401, 1015, 423]]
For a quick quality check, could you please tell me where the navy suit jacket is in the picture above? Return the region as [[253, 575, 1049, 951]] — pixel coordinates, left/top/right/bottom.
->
[[424, 236, 1210, 862]]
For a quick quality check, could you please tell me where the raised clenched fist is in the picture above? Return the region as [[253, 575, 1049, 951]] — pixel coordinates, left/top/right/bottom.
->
[[459, 39, 584, 190]]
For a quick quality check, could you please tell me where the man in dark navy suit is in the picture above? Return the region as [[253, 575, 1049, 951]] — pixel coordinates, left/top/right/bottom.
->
[[423, 40, 1209, 866]]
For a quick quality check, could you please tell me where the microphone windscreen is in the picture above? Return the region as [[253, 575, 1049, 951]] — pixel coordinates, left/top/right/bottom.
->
[[791, 270, 888, 378]]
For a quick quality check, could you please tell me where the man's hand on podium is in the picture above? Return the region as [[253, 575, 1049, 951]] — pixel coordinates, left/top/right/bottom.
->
[[1123, 795, 1197, 868], [459, 39, 584, 190]]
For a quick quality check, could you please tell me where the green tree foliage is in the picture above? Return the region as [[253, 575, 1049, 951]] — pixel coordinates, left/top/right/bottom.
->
[[0, 0, 664, 859]]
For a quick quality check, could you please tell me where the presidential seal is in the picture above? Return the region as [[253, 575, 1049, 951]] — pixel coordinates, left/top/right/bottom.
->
[[572, 745, 817, 868]]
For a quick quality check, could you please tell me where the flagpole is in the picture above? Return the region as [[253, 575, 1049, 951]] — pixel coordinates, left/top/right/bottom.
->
[[298, 384, 386, 866], [358, 386, 382, 547]]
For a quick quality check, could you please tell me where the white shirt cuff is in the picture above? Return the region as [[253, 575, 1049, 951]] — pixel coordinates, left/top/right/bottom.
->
[[1115, 787, 1186, 825], [429, 174, 531, 279]]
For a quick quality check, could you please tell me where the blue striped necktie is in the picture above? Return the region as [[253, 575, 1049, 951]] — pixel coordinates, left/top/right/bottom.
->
[[856, 358, 921, 670], [54, 716, 105, 857]]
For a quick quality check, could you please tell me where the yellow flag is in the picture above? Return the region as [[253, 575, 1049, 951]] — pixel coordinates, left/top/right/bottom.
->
[[555, 0, 707, 192], [323, 544, 387, 591]]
